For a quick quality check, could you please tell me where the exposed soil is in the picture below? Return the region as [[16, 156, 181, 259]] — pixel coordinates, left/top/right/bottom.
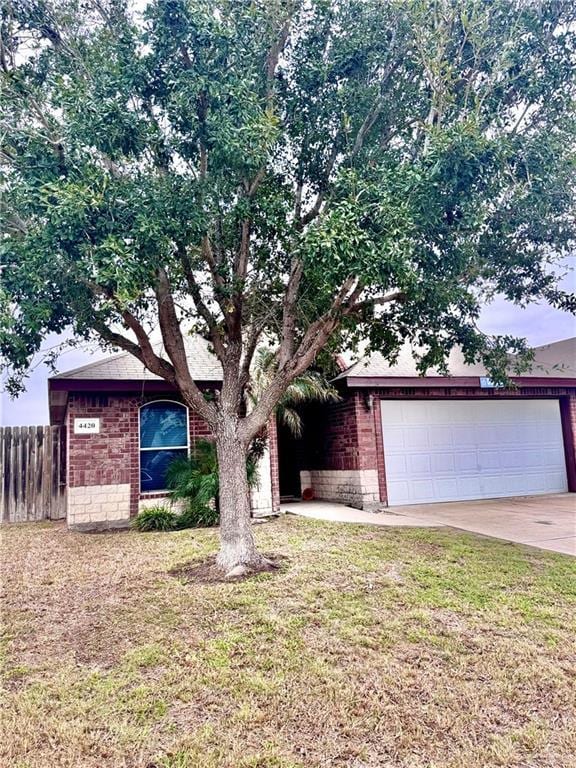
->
[[169, 552, 287, 583]]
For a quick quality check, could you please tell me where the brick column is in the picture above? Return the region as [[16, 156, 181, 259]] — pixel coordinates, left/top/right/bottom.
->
[[560, 395, 576, 492], [300, 392, 382, 510]]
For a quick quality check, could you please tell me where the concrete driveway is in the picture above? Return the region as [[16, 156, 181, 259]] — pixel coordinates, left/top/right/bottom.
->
[[282, 494, 576, 555]]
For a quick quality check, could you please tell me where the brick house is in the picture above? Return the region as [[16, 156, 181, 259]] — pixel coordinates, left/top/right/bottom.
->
[[48, 336, 279, 529], [49, 336, 576, 529]]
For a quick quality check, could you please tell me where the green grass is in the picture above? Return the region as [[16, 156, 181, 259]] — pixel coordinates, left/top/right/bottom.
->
[[1, 517, 575, 767]]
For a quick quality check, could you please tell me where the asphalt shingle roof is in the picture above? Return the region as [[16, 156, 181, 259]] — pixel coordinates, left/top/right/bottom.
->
[[336, 337, 576, 380], [52, 335, 575, 384], [52, 335, 223, 381]]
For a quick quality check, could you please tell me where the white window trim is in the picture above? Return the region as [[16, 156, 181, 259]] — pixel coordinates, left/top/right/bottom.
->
[[138, 400, 190, 494]]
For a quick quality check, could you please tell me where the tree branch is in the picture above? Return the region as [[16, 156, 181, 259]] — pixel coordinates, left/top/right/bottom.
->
[[90, 320, 176, 383], [154, 267, 218, 423], [234, 220, 250, 283], [265, 13, 292, 101], [298, 140, 340, 228], [83, 275, 217, 424], [239, 319, 267, 386], [177, 245, 227, 360], [345, 290, 405, 314], [246, 167, 266, 198], [277, 257, 304, 369], [241, 276, 359, 441], [350, 26, 401, 159], [80, 277, 176, 380]]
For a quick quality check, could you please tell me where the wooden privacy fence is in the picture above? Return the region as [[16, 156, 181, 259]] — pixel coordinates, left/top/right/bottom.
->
[[0, 426, 66, 523]]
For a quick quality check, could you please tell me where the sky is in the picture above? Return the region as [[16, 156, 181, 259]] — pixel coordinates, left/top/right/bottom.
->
[[1, 268, 575, 427]]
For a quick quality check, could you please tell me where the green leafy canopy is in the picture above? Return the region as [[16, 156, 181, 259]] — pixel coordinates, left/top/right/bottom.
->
[[1, 0, 575, 411]]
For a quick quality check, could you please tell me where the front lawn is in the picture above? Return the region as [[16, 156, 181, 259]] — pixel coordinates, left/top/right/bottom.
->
[[1, 517, 575, 768]]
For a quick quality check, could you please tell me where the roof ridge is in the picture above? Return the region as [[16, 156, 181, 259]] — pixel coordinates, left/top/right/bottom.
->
[[49, 333, 223, 382], [51, 349, 135, 379], [531, 336, 575, 351]]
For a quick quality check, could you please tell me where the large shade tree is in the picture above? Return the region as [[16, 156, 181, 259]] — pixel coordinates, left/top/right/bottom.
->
[[1, 0, 575, 573]]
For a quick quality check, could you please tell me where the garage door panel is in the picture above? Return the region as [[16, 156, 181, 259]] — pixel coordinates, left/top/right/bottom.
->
[[547, 471, 568, 491], [524, 450, 542, 468], [434, 478, 459, 498], [387, 480, 410, 500], [403, 427, 430, 449], [381, 399, 567, 505], [517, 423, 540, 442], [384, 426, 406, 449], [429, 426, 454, 447], [455, 452, 478, 472], [506, 474, 530, 494], [502, 450, 525, 469], [431, 453, 456, 472], [411, 479, 434, 501], [476, 425, 501, 445], [478, 450, 500, 470], [407, 454, 431, 474], [525, 474, 546, 492], [481, 475, 508, 496], [385, 455, 407, 475], [544, 447, 565, 466], [452, 425, 477, 447]]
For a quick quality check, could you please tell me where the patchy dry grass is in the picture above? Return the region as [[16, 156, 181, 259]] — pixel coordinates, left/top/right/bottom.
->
[[1, 516, 575, 768]]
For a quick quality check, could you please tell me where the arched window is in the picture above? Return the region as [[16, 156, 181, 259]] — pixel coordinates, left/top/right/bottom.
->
[[139, 401, 189, 492]]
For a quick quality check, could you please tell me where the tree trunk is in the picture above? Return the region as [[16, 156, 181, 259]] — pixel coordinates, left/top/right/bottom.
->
[[215, 420, 264, 573]]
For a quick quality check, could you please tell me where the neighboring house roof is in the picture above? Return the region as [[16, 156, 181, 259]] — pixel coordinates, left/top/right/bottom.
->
[[336, 337, 576, 386], [51, 335, 223, 382], [525, 338, 576, 378]]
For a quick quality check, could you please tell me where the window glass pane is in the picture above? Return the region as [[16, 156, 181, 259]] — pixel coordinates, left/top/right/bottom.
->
[[140, 448, 187, 492], [140, 402, 187, 448]]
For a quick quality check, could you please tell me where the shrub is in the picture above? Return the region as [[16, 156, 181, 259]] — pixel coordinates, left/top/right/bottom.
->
[[177, 502, 219, 529], [131, 506, 179, 532]]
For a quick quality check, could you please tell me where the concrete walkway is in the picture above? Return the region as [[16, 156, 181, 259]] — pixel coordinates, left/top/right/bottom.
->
[[281, 494, 576, 556]]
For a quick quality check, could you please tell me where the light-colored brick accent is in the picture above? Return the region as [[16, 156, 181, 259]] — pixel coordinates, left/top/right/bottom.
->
[[138, 496, 186, 514], [300, 469, 380, 510], [67, 483, 131, 529], [250, 444, 275, 517]]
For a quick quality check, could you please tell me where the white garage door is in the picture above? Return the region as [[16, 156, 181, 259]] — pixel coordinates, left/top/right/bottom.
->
[[381, 399, 568, 505]]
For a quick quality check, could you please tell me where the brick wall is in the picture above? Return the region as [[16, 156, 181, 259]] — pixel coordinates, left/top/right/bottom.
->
[[67, 394, 138, 489], [300, 393, 381, 509], [66, 392, 278, 527], [308, 392, 379, 472], [67, 394, 211, 522]]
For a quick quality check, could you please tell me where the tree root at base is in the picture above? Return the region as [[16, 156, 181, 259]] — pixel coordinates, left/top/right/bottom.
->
[[169, 553, 284, 584]]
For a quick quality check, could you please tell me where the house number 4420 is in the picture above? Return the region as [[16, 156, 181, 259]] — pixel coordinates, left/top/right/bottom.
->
[[74, 418, 100, 434]]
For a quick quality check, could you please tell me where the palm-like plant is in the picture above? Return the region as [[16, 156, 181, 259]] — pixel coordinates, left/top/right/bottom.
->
[[165, 438, 265, 526], [250, 348, 341, 437]]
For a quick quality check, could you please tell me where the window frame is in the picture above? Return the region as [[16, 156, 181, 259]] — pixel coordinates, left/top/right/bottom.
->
[[138, 399, 190, 494]]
